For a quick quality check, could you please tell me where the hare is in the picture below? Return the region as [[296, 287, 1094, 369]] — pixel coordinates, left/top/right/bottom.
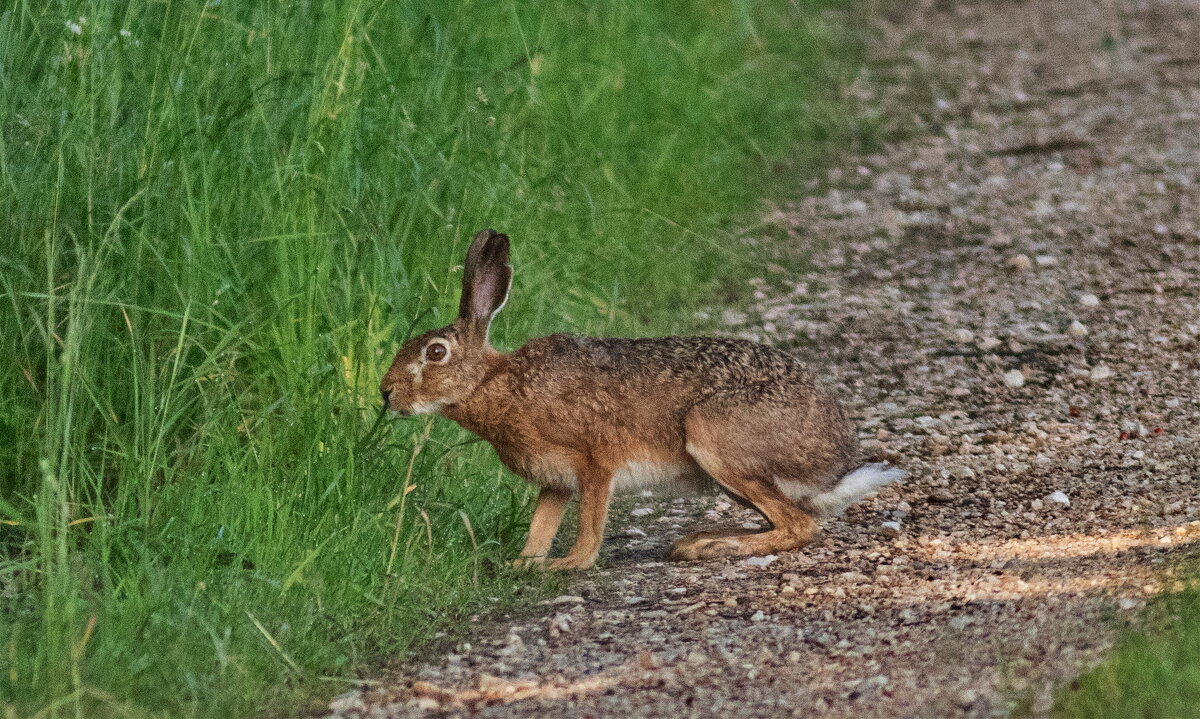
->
[[380, 229, 904, 569]]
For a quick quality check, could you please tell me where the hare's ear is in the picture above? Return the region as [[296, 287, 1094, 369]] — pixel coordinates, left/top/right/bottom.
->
[[458, 228, 512, 342]]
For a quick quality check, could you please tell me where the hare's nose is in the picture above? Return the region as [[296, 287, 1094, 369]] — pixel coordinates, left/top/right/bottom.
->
[[381, 388, 392, 406]]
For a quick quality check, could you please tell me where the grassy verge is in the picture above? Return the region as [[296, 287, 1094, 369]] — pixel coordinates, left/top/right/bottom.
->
[[1051, 582, 1200, 718], [0, 1, 865, 716]]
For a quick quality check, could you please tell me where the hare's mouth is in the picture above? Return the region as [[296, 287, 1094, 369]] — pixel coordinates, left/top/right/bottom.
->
[[392, 400, 445, 417], [409, 400, 445, 415]]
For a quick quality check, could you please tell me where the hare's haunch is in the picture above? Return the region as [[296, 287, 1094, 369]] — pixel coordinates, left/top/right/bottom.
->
[[381, 229, 904, 569]]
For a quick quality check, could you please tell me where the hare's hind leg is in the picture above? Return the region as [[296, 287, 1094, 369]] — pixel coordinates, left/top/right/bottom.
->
[[668, 474, 818, 560], [670, 396, 820, 561]]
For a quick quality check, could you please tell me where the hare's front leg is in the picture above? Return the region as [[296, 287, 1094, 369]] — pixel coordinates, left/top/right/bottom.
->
[[545, 468, 613, 570], [513, 486, 571, 566]]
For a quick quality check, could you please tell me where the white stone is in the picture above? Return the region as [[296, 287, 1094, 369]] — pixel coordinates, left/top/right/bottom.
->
[[630, 507, 655, 517], [497, 631, 525, 657], [958, 689, 979, 708], [1048, 491, 1071, 507], [1068, 320, 1088, 336], [1003, 369, 1026, 387], [1079, 293, 1101, 307], [857, 675, 890, 694], [880, 521, 902, 537], [1089, 365, 1114, 381], [550, 613, 573, 634], [951, 465, 976, 480], [743, 554, 779, 567], [329, 690, 366, 713]]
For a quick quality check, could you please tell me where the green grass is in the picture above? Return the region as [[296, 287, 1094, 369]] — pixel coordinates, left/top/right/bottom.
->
[[1052, 584, 1200, 719], [0, 1, 864, 716]]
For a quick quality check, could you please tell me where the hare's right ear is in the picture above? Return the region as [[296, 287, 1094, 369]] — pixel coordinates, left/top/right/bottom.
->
[[458, 228, 512, 342]]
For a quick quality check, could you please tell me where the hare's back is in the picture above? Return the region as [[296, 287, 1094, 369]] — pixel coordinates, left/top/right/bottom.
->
[[506, 335, 836, 425]]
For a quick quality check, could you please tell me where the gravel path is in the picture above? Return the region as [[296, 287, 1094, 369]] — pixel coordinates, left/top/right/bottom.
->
[[319, 1, 1200, 717]]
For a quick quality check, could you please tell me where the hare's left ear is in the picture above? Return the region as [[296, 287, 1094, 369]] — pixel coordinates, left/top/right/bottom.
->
[[458, 228, 512, 342]]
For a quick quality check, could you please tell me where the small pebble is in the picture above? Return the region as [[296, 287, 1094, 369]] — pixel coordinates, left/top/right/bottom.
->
[[958, 688, 978, 708], [1003, 369, 1026, 387], [1048, 491, 1071, 507], [1079, 293, 1101, 306], [1007, 254, 1033, 271], [743, 555, 779, 567], [550, 613, 573, 634], [329, 691, 366, 713]]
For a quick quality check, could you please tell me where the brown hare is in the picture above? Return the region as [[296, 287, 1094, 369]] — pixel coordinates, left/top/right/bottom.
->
[[381, 229, 904, 569]]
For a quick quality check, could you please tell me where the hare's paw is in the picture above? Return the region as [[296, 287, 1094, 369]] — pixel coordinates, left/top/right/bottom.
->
[[544, 555, 597, 571], [510, 555, 547, 569], [668, 535, 742, 561], [668, 528, 759, 561]]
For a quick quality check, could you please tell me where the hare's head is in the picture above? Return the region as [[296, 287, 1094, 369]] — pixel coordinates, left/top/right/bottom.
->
[[380, 229, 512, 415]]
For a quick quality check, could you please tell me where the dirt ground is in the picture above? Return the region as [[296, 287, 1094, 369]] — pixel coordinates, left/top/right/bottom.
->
[[316, 0, 1200, 716]]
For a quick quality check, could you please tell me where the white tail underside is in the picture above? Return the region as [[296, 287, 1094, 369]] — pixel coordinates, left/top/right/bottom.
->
[[781, 463, 906, 516]]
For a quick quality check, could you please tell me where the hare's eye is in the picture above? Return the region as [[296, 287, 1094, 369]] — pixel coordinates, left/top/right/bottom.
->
[[425, 342, 449, 363]]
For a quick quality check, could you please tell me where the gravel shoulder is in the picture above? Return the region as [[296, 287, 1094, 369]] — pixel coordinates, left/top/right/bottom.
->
[[319, 1, 1200, 717]]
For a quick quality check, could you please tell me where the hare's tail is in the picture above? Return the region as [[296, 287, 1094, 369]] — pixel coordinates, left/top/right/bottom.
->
[[796, 463, 906, 517]]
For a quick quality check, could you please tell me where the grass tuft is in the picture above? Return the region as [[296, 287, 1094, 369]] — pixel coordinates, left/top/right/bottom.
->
[[1052, 585, 1200, 719]]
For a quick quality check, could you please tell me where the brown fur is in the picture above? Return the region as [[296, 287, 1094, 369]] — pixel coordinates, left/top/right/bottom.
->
[[380, 229, 885, 570]]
